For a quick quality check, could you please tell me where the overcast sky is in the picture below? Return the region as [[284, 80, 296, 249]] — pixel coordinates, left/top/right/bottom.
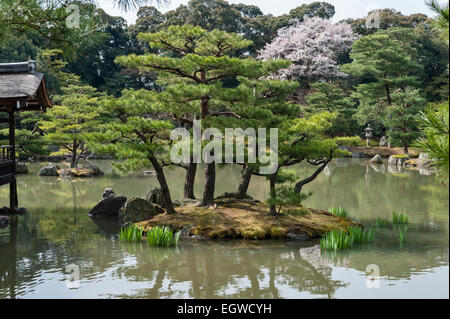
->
[[96, 0, 436, 26]]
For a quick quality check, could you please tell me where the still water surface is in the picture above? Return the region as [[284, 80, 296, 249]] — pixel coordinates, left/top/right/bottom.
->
[[0, 159, 448, 299]]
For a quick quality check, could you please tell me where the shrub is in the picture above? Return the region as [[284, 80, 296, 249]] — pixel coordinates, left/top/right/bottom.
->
[[267, 185, 311, 215]]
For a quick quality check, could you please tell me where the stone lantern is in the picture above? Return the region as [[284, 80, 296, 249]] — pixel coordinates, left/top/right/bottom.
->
[[364, 124, 373, 147]]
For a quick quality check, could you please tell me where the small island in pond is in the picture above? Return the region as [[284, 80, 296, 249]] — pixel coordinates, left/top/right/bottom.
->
[[137, 199, 361, 240]]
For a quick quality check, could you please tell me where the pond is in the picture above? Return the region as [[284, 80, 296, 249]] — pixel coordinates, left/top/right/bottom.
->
[[0, 159, 448, 299]]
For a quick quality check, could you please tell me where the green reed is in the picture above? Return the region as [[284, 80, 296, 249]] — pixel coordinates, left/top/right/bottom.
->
[[347, 226, 376, 244], [119, 225, 143, 242], [321, 226, 376, 251], [147, 225, 181, 247], [320, 229, 353, 250], [329, 207, 348, 218], [393, 211, 409, 225]]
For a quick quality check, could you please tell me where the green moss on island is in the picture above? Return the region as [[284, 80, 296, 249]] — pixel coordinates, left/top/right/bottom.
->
[[136, 199, 362, 240]]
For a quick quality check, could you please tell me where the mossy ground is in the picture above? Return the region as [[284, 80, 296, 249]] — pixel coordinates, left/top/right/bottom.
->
[[136, 199, 361, 240]]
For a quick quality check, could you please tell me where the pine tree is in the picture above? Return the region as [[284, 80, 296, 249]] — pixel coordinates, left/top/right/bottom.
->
[[305, 82, 356, 136], [342, 27, 423, 138], [383, 88, 425, 154], [214, 77, 357, 213], [266, 110, 353, 215], [115, 25, 289, 206], [87, 89, 178, 214], [39, 85, 104, 168]]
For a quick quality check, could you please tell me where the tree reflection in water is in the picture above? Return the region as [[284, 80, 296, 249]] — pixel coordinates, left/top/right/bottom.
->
[[0, 159, 448, 299]]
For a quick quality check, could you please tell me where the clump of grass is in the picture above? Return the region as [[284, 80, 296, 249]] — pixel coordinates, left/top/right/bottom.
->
[[119, 225, 143, 242], [147, 226, 180, 247], [393, 211, 409, 225], [347, 226, 376, 244], [321, 226, 376, 251], [375, 217, 388, 228], [320, 230, 353, 250], [329, 207, 348, 218]]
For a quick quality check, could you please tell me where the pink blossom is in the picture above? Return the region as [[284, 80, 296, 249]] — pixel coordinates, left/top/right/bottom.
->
[[259, 17, 355, 81]]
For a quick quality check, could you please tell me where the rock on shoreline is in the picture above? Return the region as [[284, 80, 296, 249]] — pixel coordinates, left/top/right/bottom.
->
[[388, 154, 410, 167], [119, 198, 164, 226], [38, 163, 60, 176], [89, 193, 127, 218], [38, 163, 104, 177]]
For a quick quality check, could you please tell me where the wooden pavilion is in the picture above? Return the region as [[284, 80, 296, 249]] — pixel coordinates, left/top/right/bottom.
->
[[0, 61, 52, 212]]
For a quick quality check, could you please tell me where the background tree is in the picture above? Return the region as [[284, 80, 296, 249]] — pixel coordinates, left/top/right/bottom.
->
[[0, 113, 50, 160], [383, 88, 425, 154], [258, 17, 355, 103], [39, 85, 104, 168], [342, 27, 423, 139], [304, 82, 356, 136], [345, 9, 429, 36], [130, 1, 337, 56], [413, 22, 449, 101], [344, 8, 449, 103], [266, 1, 335, 33]]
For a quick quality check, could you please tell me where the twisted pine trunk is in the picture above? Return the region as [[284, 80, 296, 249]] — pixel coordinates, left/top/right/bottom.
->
[[294, 159, 331, 194], [236, 165, 253, 199], [148, 154, 176, 214], [184, 162, 197, 199], [269, 173, 277, 216], [70, 140, 77, 168], [202, 162, 216, 206]]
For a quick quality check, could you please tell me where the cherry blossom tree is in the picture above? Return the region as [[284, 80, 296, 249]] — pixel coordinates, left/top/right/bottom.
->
[[258, 17, 355, 82]]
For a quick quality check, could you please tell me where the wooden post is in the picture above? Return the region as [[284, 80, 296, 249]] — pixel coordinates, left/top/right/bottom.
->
[[9, 111, 18, 210]]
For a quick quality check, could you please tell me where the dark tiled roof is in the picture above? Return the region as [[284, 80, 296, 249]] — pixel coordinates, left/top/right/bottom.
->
[[0, 61, 52, 110], [0, 72, 44, 99]]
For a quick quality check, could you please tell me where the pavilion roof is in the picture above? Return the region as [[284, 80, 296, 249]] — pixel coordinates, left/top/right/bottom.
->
[[0, 61, 52, 112]]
